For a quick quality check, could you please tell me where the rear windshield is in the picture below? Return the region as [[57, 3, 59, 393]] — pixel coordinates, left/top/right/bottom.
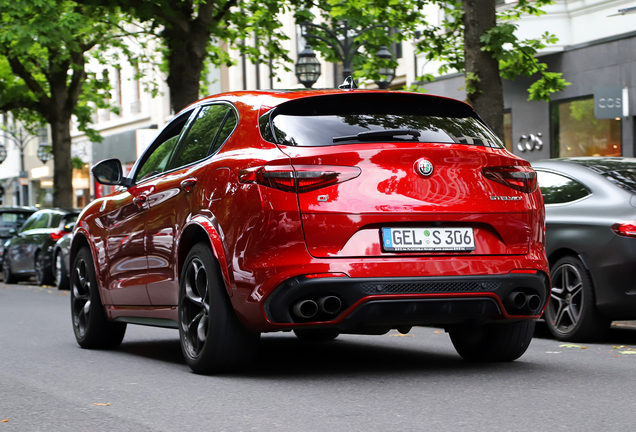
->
[[567, 158, 636, 194], [0, 212, 30, 226], [262, 93, 503, 148]]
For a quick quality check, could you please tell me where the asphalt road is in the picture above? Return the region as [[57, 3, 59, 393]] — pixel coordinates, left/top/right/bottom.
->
[[2, 281, 636, 432]]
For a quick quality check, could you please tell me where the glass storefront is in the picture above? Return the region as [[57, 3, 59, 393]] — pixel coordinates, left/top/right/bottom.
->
[[551, 97, 622, 157]]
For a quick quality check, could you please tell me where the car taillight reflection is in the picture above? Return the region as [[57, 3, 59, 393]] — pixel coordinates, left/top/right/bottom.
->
[[239, 165, 361, 193], [611, 221, 636, 238], [482, 166, 538, 193], [50, 230, 65, 241]]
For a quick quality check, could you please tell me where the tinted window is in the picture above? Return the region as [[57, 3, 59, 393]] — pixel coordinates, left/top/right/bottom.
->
[[0, 212, 29, 226], [566, 158, 636, 194], [20, 214, 38, 232], [172, 104, 235, 168], [135, 112, 193, 182], [32, 213, 50, 229], [263, 93, 502, 148], [537, 170, 591, 204], [50, 213, 63, 228], [212, 109, 238, 154]]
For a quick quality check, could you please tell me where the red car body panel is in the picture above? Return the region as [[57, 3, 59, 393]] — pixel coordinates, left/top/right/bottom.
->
[[71, 89, 549, 334]]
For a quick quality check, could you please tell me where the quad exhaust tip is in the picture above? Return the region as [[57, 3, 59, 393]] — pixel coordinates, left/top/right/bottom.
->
[[293, 300, 319, 319], [293, 296, 343, 319], [505, 291, 542, 314], [318, 296, 342, 315]]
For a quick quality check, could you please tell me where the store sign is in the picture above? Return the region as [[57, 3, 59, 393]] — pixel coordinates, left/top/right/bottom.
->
[[594, 87, 623, 119]]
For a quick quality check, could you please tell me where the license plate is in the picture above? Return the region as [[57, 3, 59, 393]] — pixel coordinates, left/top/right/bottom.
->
[[381, 227, 475, 252]]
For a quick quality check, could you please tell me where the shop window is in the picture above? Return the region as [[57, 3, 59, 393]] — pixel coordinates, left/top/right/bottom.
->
[[503, 110, 512, 152], [551, 97, 621, 157]]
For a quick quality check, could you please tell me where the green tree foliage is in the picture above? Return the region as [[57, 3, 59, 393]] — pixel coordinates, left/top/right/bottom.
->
[[0, 0, 138, 207], [296, 0, 428, 84], [308, 0, 569, 139], [83, 0, 307, 113]]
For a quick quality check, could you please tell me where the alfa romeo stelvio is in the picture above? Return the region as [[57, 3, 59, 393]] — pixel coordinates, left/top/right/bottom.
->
[[69, 88, 549, 373]]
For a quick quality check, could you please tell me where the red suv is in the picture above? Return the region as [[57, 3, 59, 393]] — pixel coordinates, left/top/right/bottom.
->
[[70, 89, 548, 373]]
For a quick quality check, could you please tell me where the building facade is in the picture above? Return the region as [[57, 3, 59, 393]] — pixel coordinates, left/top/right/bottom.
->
[[1, 0, 634, 207]]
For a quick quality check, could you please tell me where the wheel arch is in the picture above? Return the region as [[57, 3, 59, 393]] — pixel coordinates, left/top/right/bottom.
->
[[69, 229, 105, 297], [548, 247, 599, 303], [178, 216, 234, 297]]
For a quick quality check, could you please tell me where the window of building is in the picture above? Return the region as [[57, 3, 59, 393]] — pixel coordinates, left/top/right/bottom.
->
[[550, 97, 622, 157]]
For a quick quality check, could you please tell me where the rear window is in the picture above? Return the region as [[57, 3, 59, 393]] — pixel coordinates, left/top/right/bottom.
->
[[567, 158, 636, 194], [0, 212, 30, 226], [262, 93, 503, 148]]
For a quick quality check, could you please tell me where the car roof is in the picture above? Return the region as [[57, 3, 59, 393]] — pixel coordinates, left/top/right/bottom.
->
[[30, 208, 80, 215], [182, 88, 475, 117], [0, 206, 36, 213]]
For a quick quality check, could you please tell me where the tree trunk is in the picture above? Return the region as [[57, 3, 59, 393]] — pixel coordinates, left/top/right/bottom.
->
[[463, 0, 504, 140], [163, 24, 210, 113], [50, 116, 74, 209]]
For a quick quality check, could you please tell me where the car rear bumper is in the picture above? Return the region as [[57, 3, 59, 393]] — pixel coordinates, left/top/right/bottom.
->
[[251, 272, 549, 333]]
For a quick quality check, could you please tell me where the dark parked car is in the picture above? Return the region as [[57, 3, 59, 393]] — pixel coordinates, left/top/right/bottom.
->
[[3, 208, 78, 285], [533, 157, 636, 341], [0, 206, 36, 271], [52, 230, 73, 290], [70, 89, 548, 374]]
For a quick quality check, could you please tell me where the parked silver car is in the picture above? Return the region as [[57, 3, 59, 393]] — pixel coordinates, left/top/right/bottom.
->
[[533, 157, 636, 341]]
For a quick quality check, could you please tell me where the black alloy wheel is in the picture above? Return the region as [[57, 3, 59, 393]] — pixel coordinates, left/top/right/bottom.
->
[[2, 256, 18, 284], [34, 252, 53, 286], [54, 251, 69, 290], [179, 242, 260, 374], [450, 321, 536, 362], [545, 256, 610, 342], [71, 247, 126, 348]]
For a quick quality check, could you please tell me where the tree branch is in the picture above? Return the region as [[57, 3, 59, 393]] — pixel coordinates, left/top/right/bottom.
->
[[5, 55, 53, 115]]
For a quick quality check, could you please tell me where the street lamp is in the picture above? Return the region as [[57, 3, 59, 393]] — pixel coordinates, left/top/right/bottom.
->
[[299, 20, 393, 88], [295, 44, 322, 88], [374, 45, 396, 89]]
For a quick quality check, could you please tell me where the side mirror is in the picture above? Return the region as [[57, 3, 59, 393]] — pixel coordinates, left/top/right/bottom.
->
[[63, 222, 75, 233], [92, 158, 131, 186]]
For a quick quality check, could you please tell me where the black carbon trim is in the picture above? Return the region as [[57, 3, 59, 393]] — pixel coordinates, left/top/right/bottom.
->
[[264, 273, 549, 324]]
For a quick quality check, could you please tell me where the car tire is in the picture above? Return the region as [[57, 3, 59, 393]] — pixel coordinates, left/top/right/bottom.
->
[[54, 250, 70, 290], [293, 328, 340, 341], [34, 251, 54, 286], [2, 256, 19, 284], [544, 256, 610, 342], [179, 242, 260, 374], [449, 321, 535, 362], [71, 247, 126, 349]]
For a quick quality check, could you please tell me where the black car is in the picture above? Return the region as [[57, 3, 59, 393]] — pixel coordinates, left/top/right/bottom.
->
[[0, 206, 36, 272], [3, 208, 78, 285], [533, 157, 636, 341], [52, 232, 72, 290]]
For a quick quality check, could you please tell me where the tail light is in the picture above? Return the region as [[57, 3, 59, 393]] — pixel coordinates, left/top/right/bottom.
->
[[482, 166, 537, 193], [611, 221, 636, 238], [50, 230, 66, 241], [239, 165, 361, 193]]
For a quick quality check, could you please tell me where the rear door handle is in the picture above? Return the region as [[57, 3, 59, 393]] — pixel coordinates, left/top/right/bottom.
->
[[180, 177, 198, 193], [133, 195, 147, 208]]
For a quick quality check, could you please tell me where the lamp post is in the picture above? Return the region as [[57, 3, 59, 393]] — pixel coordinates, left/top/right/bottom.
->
[[295, 44, 322, 88], [298, 20, 394, 88], [0, 126, 49, 206], [374, 45, 396, 89]]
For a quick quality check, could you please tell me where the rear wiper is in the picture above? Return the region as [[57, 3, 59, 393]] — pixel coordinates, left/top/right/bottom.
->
[[332, 129, 421, 143]]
